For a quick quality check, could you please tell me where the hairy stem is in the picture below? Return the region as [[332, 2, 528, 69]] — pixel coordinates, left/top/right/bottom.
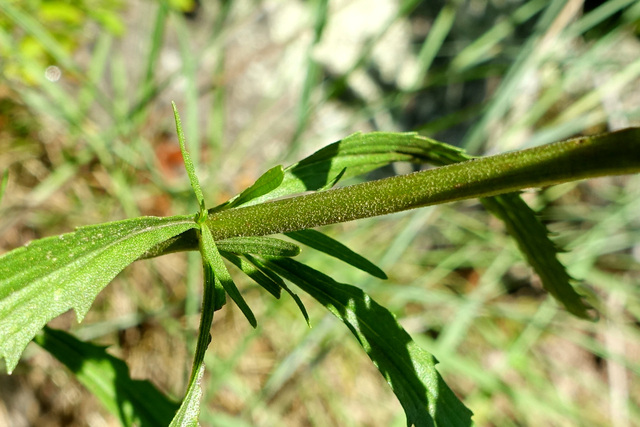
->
[[142, 128, 640, 259]]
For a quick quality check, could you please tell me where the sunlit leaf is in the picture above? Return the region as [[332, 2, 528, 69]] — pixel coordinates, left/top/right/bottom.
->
[[266, 258, 473, 426], [172, 101, 205, 215], [221, 165, 285, 210], [34, 327, 179, 427], [0, 215, 197, 373], [170, 364, 205, 427]]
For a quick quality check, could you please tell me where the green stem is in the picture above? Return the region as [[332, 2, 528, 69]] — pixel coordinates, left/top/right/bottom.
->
[[142, 128, 640, 258]]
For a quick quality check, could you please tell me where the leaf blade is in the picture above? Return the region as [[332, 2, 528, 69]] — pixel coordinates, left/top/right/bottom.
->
[[172, 101, 205, 213], [217, 236, 300, 257], [222, 252, 282, 298], [199, 225, 257, 327], [481, 195, 593, 318], [34, 327, 180, 427], [285, 229, 386, 279], [0, 215, 197, 373], [223, 165, 285, 210], [266, 258, 473, 426]]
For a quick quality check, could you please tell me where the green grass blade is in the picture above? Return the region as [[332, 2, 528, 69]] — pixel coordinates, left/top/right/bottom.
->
[[0, 215, 197, 373], [216, 236, 300, 257], [199, 225, 257, 327], [34, 327, 179, 427], [0, 1, 78, 72], [0, 170, 7, 206], [408, 3, 456, 89], [462, 0, 571, 154], [172, 101, 205, 214], [285, 229, 386, 279], [266, 258, 473, 426]]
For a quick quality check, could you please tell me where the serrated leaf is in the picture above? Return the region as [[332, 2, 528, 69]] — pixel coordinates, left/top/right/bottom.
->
[[199, 225, 257, 327], [216, 236, 300, 257], [285, 229, 386, 279], [34, 326, 179, 427], [172, 101, 205, 215], [0, 215, 197, 373], [222, 252, 281, 298], [481, 195, 593, 319], [266, 258, 473, 426], [223, 165, 285, 210]]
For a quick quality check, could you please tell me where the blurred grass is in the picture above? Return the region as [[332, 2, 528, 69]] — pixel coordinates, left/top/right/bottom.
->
[[1, 0, 640, 426]]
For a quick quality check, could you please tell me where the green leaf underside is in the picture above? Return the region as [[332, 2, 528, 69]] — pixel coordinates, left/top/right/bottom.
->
[[217, 236, 300, 257], [34, 327, 179, 427], [481, 195, 592, 318], [266, 258, 473, 427], [245, 254, 309, 325], [285, 229, 387, 279], [172, 101, 205, 212], [0, 215, 196, 373], [199, 225, 257, 327]]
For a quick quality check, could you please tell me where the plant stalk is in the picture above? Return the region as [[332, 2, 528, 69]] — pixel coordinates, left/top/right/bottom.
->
[[142, 128, 640, 258]]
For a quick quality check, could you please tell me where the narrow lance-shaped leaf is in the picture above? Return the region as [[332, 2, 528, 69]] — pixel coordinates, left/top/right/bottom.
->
[[222, 252, 281, 298], [34, 327, 179, 427], [285, 229, 386, 279], [216, 165, 285, 210], [170, 228, 222, 427], [200, 224, 257, 327], [172, 101, 205, 216], [246, 254, 309, 326], [0, 215, 197, 373], [266, 257, 473, 427], [481, 195, 592, 318]]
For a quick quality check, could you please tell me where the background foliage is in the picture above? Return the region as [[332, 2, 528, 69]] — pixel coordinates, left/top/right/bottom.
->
[[1, 0, 639, 425]]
